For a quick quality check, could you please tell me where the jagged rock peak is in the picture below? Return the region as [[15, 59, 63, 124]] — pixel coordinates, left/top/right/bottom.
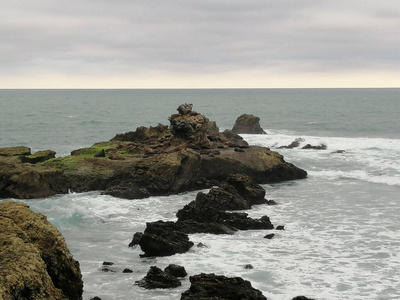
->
[[177, 103, 194, 115]]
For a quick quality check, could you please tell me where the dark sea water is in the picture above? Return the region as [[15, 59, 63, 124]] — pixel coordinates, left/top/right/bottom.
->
[[1, 89, 399, 300]]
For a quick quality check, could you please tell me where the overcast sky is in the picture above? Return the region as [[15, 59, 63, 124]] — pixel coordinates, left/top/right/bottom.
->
[[1, 1, 400, 88]]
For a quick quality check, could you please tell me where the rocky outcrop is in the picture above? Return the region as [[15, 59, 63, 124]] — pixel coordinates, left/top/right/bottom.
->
[[135, 175, 274, 256], [135, 266, 181, 289], [138, 221, 194, 257], [19, 150, 56, 164], [0, 104, 306, 200], [181, 273, 267, 300], [232, 114, 266, 134], [0, 201, 83, 300]]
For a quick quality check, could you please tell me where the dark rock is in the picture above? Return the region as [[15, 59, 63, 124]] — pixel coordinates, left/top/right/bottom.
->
[[276, 225, 285, 230], [0, 201, 83, 300], [90, 297, 102, 300], [332, 150, 345, 153], [266, 199, 277, 205], [138, 221, 194, 257], [278, 138, 305, 149], [181, 273, 267, 300], [264, 233, 275, 239], [128, 232, 143, 247], [234, 147, 245, 152], [225, 173, 267, 205], [94, 149, 106, 157], [301, 143, 327, 150], [101, 267, 116, 273], [197, 242, 208, 248], [292, 297, 315, 300], [232, 114, 266, 134], [244, 264, 254, 269], [135, 266, 181, 289], [102, 261, 114, 266], [164, 264, 188, 278], [123, 268, 133, 273]]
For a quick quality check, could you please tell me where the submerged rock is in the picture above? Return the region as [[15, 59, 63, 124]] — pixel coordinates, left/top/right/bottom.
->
[[181, 273, 267, 300], [232, 114, 266, 134], [164, 264, 188, 278], [0, 201, 83, 300]]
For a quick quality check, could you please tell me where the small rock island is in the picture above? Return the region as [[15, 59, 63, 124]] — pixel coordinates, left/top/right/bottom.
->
[[0, 104, 307, 200]]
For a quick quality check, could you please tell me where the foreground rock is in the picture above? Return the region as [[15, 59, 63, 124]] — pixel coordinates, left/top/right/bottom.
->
[[0, 201, 83, 300], [0, 105, 306, 200], [232, 114, 266, 134], [181, 273, 267, 300]]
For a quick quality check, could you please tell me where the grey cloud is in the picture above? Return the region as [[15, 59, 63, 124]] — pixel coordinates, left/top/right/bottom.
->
[[1, 0, 400, 78]]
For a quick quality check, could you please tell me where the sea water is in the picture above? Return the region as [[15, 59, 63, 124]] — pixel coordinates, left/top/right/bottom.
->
[[0, 89, 399, 299]]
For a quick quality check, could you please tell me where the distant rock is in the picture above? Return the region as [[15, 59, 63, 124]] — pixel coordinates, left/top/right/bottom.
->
[[135, 266, 181, 289], [301, 143, 327, 150], [278, 138, 305, 149], [181, 273, 267, 300], [232, 114, 266, 134], [0, 201, 83, 300]]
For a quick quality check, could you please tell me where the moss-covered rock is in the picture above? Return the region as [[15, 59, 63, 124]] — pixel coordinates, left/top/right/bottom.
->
[[0, 146, 31, 157], [0, 201, 83, 300], [20, 150, 56, 164]]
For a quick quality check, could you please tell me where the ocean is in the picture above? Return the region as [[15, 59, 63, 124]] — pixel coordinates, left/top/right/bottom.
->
[[1, 88, 399, 300]]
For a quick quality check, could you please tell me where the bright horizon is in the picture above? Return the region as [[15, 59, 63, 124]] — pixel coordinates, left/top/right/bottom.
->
[[2, 1, 400, 89]]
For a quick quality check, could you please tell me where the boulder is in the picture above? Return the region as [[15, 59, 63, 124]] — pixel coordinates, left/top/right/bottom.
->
[[301, 143, 327, 150], [0, 201, 83, 300], [180, 273, 267, 300], [278, 138, 305, 149], [135, 266, 181, 289], [225, 173, 267, 205], [232, 114, 266, 134], [138, 221, 194, 257], [164, 264, 188, 278]]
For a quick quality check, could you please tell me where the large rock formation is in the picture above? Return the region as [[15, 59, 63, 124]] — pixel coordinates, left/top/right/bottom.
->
[[181, 273, 267, 300], [232, 114, 266, 134], [0, 105, 306, 200], [0, 201, 83, 300]]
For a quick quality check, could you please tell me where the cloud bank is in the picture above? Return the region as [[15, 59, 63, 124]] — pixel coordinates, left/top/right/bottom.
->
[[1, 0, 400, 88]]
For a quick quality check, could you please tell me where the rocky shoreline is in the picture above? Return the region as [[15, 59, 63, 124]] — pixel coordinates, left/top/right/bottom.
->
[[0, 104, 312, 299], [0, 104, 306, 200]]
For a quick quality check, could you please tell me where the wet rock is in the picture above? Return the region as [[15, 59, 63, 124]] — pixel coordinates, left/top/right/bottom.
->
[[102, 261, 114, 266], [276, 225, 285, 230], [164, 264, 187, 278], [0, 201, 83, 300], [292, 296, 315, 300], [244, 264, 254, 269], [264, 233, 275, 239], [123, 268, 133, 273], [135, 266, 181, 289], [138, 221, 194, 257], [181, 273, 267, 300], [301, 143, 327, 150], [278, 138, 305, 149], [128, 232, 143, 247], [90, 297, 102, 300], [225, 173, 267, 205], [232, 114, 266, 134]]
